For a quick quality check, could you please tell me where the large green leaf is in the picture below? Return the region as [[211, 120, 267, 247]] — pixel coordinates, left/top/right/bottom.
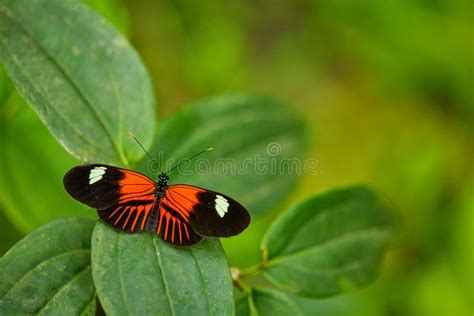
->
[[0, 0, 155, 166], [0, 91, 93, 232], [0, 217, 96, 315], [0, 0, 132, 233], [235, 287, 302, 316], [261, 186, 396, 297], [91, 222, 234, 316], [137, 93, 310, 216]]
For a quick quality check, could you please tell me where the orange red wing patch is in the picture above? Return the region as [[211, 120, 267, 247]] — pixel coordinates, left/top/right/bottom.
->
[[97, 169, 157, 233], [157, 185, 205, 245]]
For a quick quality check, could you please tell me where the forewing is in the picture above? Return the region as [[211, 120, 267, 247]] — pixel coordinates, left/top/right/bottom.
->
[[63, 164, 156, 232], [165, 185, 250, 238]]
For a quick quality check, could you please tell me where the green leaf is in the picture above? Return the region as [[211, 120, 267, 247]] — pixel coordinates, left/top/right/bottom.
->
[[91, 222, 234, 316], [235, 287, 302, 316], [234, 287, 250, 316], [261, 186, 396, 297], [138, 93, 310, 216], [0, 217, 96, 315], [0, 0, 155, 166], [0, 89, 94, 233]]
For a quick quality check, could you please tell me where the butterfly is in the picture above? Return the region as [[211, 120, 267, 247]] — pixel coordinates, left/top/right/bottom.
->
[[63, 149, 250, 246]]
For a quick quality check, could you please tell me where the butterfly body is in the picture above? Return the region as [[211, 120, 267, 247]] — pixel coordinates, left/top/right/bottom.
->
[[64, 164, 250, 246]]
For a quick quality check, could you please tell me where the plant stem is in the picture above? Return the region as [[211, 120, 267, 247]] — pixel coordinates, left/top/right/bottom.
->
[[238, 262, 265, 279], [231, 267, 252, 294]]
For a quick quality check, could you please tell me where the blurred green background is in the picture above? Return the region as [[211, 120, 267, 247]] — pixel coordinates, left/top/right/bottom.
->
[[1, 0, 472, 315]]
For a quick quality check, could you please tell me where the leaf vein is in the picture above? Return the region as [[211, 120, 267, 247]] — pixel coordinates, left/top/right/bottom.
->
[[267, 228, 390, 266], [1, 248, 90, 300], [36, 265, 92, 314]]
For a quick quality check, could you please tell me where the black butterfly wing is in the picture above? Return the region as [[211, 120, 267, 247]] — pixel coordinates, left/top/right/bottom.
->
[[63, 164, 157, 232], [162, 184, 250, 239]]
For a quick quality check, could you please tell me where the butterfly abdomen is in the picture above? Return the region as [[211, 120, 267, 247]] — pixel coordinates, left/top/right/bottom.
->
[[145, 203, 160, 231]]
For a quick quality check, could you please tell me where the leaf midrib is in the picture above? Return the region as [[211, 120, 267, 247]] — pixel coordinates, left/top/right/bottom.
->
[[152, 237, 176, 316], [275, 252, 379, 275], [266, 228, 390, 267], [267, 198, 364, 257]]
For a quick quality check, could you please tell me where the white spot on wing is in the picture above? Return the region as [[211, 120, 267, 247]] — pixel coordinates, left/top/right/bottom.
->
[[215, 195, 229, 218], [89, 166, 107, 184], [89, 176, 102, 185]]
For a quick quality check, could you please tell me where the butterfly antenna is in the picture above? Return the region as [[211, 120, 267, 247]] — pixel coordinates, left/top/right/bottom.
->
[[167, 147, 214, 174], [128, 131, 153, 161]]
